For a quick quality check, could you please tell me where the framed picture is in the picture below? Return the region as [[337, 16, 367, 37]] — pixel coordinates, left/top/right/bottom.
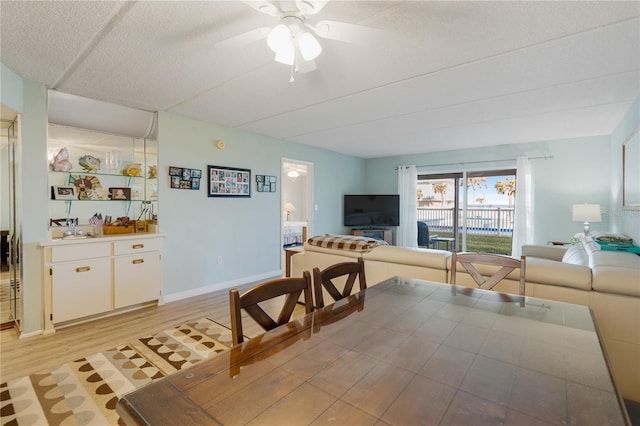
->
[[169, 166, 201, 190], [51, 185, 78, 200], [208, 165, 251, 197], [255, 175, 277, 192], [109, 187, 132, 200]]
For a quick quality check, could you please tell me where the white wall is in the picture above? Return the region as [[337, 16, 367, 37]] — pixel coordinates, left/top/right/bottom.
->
[[281, 173, 308, 222]]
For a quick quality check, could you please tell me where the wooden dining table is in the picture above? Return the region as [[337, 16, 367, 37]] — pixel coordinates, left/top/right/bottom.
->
[[117, 276, 630, 425]]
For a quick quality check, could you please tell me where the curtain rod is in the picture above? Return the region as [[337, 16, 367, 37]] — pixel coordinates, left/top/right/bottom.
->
[[397, 155, 552, 169]]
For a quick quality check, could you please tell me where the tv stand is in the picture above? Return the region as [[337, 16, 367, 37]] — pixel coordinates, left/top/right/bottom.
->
[[351, 229, 392, 245]]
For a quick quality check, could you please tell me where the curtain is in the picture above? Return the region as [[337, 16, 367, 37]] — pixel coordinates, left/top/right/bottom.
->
[[511, 156, 533, 256], [397, 165, 418, 247]]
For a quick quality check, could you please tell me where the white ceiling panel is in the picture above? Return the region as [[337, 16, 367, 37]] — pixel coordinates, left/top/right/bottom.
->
[[1, 1, 638, 159]]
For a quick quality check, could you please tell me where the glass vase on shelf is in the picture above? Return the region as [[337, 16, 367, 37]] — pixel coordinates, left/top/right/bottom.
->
[[106, 150, 122, 173]]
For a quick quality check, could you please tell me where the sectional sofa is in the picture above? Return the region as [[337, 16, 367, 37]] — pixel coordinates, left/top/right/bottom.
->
[[291, 234, 640, 403]]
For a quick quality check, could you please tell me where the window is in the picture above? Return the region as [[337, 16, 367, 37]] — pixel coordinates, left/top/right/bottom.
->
[[417, 169, 516, 254]]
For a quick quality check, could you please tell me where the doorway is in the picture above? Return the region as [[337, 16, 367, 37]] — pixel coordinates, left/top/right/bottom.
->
[[281, 159, 313, 271], [417, 169, 516, 255]]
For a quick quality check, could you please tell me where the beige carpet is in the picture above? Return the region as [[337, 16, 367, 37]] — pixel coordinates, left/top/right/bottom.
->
[[1, 318, 232, 426]]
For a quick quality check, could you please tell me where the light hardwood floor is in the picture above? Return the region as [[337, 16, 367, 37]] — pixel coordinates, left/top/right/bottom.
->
[[0, 280, 305, 384]]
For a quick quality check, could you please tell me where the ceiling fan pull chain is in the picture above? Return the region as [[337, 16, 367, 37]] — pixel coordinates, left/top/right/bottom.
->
[[290, 63, 295, 83]]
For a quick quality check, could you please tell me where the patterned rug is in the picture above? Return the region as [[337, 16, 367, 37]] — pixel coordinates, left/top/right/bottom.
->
[[1, 318, 232, 425]]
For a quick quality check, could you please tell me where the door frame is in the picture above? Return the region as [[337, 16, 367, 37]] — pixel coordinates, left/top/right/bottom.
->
[[281, 158, 314, 272]]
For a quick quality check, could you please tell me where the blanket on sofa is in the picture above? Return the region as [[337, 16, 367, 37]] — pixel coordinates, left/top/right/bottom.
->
[[307, 234, 387, 252]]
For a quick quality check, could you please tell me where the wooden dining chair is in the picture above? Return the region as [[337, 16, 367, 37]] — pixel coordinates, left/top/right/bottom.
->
[[450, 251, 526, 296], [229, 271, 313, 345], [313, 257, 366, 309]]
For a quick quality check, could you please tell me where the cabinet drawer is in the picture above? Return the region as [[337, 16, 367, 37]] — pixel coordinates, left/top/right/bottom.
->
[[52, 258, 112, 323], [113, 237, 162, 255], [51, 242, 111, 263]]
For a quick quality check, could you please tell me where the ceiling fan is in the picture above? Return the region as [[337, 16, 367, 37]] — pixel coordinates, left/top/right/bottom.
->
[[215, 0, 381, 81]]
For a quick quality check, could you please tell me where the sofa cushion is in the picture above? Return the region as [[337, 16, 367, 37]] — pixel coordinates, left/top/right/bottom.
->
[[307, 234, 387, 252], [561, 243, 589, 266], [363, 245, 450, 269], [525, 257, 592, 290], [590, 251, 640, 297]]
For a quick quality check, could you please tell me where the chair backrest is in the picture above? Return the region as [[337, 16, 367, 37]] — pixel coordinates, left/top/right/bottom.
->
[[312, 258, 366, 309], [417, 221, 430, 246], [229, 271, 312, 345], [450, 251, 526, 296]]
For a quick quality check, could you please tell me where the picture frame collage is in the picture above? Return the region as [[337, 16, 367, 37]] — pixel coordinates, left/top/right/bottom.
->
[[208, 165, 251, 197], [256, 175, 277, 193], [169, 166, 202, 190]]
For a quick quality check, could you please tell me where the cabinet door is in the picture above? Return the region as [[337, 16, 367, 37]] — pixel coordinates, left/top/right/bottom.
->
[[114, 252, 161, 308], [52, 258, 112, 323]]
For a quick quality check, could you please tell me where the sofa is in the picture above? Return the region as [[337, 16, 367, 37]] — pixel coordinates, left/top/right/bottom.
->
[[291, 234, 640, 403]]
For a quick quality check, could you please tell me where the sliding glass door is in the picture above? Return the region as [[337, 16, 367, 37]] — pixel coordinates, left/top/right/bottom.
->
[[417, 169, 516, 254]]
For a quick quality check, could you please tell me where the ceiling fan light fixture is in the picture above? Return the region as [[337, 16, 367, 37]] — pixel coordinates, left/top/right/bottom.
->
[[267, 24, 292, 53], [298, 32, 322, 61], [275, 47, 295, 65]]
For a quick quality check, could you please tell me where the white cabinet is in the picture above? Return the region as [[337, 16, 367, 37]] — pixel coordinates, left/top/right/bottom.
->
[[113, 237, 163, 308], [42, 235, 163, 330], [52, 258, 111, 323]]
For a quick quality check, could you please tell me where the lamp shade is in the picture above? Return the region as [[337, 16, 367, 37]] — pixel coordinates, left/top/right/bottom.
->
[[572, 204, 601, 222], [283, 202, 297, 212]]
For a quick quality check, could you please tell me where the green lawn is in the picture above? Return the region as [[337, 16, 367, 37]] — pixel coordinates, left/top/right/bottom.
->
[[433, 232, 513, 255]]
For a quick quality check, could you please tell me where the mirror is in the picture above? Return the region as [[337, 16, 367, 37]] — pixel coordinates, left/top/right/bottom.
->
[[623, 129, 640, 209]]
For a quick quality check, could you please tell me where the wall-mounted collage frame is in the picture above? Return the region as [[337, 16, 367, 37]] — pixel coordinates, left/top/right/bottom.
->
[[169, 166, 202, 190], [208, 165, 251, 197], [256, 175, 277, 192]]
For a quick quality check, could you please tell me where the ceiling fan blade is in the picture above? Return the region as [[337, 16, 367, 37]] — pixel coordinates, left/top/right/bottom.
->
[[242, 1, 279, 16], [310, 20, 384, 45], [295, 58, 317, 74], [215, 27, 271, 49], [296, 0, 328, 15]]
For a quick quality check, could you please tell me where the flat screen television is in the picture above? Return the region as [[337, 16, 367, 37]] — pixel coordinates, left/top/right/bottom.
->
[[344, 194, 400, 227]]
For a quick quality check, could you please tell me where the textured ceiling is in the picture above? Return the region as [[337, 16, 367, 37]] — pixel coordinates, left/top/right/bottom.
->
[[1, 1, 639, 159]]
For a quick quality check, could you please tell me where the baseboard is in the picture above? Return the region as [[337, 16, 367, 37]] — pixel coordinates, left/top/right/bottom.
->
[[163, 269, 283, 303], [19, 329, 43, 339]]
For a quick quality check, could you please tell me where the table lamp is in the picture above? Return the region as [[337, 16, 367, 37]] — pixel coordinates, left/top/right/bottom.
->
[[572, 204, 601, 235], [284, 202, 296, 221]]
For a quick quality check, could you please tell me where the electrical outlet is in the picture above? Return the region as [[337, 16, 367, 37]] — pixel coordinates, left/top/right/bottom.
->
[[217, 256, 223, 264]]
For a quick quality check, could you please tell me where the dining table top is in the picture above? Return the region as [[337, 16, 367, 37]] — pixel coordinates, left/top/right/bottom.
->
[[117, 276, 629, 425]]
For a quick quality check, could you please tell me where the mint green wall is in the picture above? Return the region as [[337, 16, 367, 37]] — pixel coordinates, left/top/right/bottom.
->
[[20, 80, 49, 335], [6, 62, 634, 334], [365, 137, 614, 244], [1, 63, 24, 112], [11, 76, 366, 334], [611, 95, 640, 242], [157, 112, 365, 299]]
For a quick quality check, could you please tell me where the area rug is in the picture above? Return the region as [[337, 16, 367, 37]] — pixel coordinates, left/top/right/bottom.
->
[[0, 318, 232, 426]]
